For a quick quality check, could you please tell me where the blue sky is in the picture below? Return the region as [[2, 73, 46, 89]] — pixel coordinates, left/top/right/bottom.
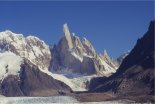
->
[[0, 1, 154, 58]]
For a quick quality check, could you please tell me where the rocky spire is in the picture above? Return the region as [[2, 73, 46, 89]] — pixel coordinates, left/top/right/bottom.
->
[[103, 49, 108, 57], [63, 23, 73, 49], [82, 37, 96, 56]]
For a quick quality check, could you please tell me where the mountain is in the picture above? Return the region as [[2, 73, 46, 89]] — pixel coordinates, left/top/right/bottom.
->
[[0, 24, 119, 96], [0, 30, 51, 71], [1, 21, 152, 99], [0, 52, 71, 97], [50, 24, 118, 75], [89, 21, 155, 101]]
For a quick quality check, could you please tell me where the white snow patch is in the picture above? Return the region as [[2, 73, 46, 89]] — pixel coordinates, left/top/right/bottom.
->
[[83, 53, 93, 58], [31, 46, 43, 57], [70, 74, 99, 90], [69, 48, 94, 62], [0, 51, 23, 82], [71, 52, 83, 62]]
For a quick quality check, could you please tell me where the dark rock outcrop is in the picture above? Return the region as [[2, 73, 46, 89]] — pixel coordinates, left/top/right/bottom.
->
[[89, 21, 155, 97], [0, 75, 23, 96]]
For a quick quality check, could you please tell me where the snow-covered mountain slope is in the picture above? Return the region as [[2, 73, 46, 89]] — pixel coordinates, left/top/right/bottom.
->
[[0, 56, 72, 96], [0, 30, 51, 70], [0, 52, 23, 82], [0, 51, 92, 92], [0, 31, 102, 92], [51, 24, 118, 75], [0, 52, 95, 92], [0, 25, 118, 93], [0, 52, 100, 92]]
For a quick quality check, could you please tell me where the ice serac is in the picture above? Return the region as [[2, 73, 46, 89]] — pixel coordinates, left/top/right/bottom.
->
[[51, 23, 118, 75], [0, 31, 51, 70]]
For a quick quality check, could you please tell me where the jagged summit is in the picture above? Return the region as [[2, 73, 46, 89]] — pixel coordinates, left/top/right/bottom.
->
[[51, 24, 118, 75], [63, 23, 70, 36], [63, 23, 73, 49]]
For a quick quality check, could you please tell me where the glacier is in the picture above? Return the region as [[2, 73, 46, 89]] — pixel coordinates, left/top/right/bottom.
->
[[0, 96, 135, 104]]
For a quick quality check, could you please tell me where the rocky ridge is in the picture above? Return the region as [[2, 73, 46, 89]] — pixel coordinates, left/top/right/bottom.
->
[[89, 21, 155, 97], [0, 31, 51, 71]]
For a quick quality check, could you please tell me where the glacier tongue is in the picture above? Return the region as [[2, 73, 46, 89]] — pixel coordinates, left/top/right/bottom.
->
[[39, 69, 87, 91], [42, 67, 102, 92]]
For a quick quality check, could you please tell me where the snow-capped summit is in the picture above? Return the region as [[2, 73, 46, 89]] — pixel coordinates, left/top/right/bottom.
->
[[0, 30, 51, 70], [2, 30, 24, 37]]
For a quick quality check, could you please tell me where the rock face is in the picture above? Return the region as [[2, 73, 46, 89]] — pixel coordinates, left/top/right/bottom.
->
[[0, 32, 72, 96], [0, 58, 72, 97], [89, 21, 155, 96], [50, 24, 118, 75], [63, 24, 74, 49], [0, 31, 51, 70], [82, 37, 96, 56]]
